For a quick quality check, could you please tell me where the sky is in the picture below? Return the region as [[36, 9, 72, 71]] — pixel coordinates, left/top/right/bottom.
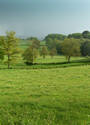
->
[[0, 0, 90, 38]]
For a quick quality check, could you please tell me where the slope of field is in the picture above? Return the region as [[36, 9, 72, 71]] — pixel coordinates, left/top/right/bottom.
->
[[0, 66, 90, 124]]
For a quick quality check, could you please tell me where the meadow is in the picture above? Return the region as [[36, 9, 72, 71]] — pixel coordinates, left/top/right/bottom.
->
[[0, 40, 90, 124], [0, 55, 90, 124], [0, 55, 90, 70]]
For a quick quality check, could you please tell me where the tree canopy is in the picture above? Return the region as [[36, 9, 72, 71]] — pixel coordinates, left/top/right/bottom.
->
[[61, 38, 81, 62], [81, 40, 90, 56], [22, 46, 38, 64], [68, 33, 83, 39], [44, 34, 66, 41], [0, 31, 20, 69]]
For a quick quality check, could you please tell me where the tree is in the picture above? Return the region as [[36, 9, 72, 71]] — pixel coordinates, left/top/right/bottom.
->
[[27, 37, 40, 49], [82, 31, 90, 39], [55, 40, 63, 55], [44, 34, 66, 41], [46, 38, 63, 55], [0, 31, 20, 69], [0, 37, 5, 61], [68, 33, 82, 39], [27, 37, 38, 41], [0, 49, 4, 61], [49, 48, 57, 58], [32, 39, 40, 49], [81, 40, 90, 56], [61, 38, 81, 62], [40, 46, 48, 59], [22, 46, 38, 64], [45, 34, 66, 55]]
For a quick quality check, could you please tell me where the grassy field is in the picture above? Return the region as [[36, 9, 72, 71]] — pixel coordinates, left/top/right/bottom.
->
[[0, 54, 90, 124], [0, 55, 90, 70], [0, 65, 90, 124]]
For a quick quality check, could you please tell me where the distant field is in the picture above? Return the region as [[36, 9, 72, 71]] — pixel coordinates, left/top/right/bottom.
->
[[19, 39, 29, 49], [19, 39, 46, 49], [35, 56, 85, 63], [0, 55, 89, 69], [0, 66, 90, 124]]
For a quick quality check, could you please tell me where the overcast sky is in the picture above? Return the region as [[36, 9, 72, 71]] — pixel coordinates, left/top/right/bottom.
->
[[0, 0, 90, 38]]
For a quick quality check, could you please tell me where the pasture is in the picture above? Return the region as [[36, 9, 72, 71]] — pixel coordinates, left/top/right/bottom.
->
[[0, 55, 90, 70], [0, 64, 90, 124]]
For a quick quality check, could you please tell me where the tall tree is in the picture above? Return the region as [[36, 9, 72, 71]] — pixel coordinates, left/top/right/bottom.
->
[[22, 46, 38, 65], [82, 31, 90, 39], [40, 46, 48, 59], [81, 40, 90, 56], [46, 38, 63, 54], [49, 48, 57, 58], [32, 39, 40, 49], [27, 37, 40, 49], [0, 37, 5, 61], [61, 38, 81, 62], [0, 31, 20, 69]]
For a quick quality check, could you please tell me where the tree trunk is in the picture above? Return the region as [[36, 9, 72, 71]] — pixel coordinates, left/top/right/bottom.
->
[[8, 55, 10, 69], [32, 57, 34, 65], [68, 56, 70, 63], [32, 47, 34, 65]]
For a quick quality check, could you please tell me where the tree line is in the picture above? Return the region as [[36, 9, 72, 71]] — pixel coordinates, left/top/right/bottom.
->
[[0, 31, 90, 69]]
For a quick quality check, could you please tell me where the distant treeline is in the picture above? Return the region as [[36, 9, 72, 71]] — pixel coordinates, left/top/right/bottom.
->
[[25, 30, 90, 62], [44, 31, 90, 40], [0, 30, 90, 69]]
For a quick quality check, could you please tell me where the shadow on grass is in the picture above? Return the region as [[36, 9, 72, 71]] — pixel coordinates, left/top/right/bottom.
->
[[23, 58, 90, 69], [0, 58, 90, 70]]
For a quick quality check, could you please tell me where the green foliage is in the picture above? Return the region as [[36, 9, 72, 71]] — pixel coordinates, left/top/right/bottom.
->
[[49, 48, 57, 58], [32, 39, 40, 49], [0, 31, 20, 69], [40, 46, 48, 58], [0, 49, 4, 60], [44, 34, 66, 41], [68, 31, 90, 39], [45, 34, 66, 55], [0, 38, 5, 60], [46, 38, 63, 55], [46, 38, 56, 50], [27, 37, 38, 41], [61, 38, 81, 62], [68, 33, 83, 39], [22, 46, 38, 64], [81, 40, 90, 56], [82, 31, 90, 39], [27, 37, 40, 49]]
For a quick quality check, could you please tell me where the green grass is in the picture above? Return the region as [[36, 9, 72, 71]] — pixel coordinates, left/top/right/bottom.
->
[[19, 39, 46, 49], [0, 56, 90, 70], [0, 56, 90, 124], [0, 39, 90, 124], [0, 66, 90, 124], [35, 56, 86, 63], [19, 39, 29, 49]]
